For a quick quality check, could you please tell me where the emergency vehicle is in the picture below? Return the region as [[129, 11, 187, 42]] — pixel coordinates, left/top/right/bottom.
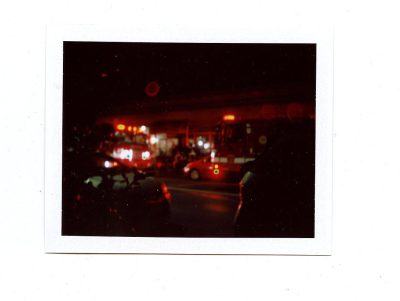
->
[[99, 123, 156, 173], [184, 114, 279, 181]]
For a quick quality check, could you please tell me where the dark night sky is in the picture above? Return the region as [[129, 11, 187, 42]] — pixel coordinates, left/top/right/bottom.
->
[[63, 42, 316, 124]]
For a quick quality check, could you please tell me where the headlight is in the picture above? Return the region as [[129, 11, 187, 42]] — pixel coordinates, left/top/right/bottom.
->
[[183, 166, 190, 173], [141, 151, 150, 160]]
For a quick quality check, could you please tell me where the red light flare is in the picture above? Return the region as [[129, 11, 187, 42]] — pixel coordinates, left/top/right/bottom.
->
[[204, 203, 230, 213], [116, 124, 126, 131], [145, 81, 160, 97], [100, 72, 108, 78], [223, 114, 236, 121]]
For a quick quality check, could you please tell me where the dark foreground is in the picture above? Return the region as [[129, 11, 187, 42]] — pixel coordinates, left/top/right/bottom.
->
[[157, 176, 240, 237]]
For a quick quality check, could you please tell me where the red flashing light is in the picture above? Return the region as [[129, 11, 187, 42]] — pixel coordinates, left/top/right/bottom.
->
[[223, 114, 236, 121], [116, 124, 126, 131]]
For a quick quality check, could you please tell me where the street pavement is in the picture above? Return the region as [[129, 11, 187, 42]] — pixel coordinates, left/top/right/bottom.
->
[[155, 176, 240, 237]]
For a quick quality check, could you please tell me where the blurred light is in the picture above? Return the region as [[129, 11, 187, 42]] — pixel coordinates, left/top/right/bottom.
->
[[150, 135, 158, 144], [104, 161, 112, 168], [142, 151, 150, 160], [112, 162, 118, 167], [140, 125, 146, 132], [161, 183, 172, 201], [133, 126, 137, 132], [197, 140, 204, 147], [116, 124, 126, 131], [223, 114, 236, 121], [213, 169, 220, 175], [210, 151, 215, 158], [127, 126, 132, 132], [113, 148, 133, 161], [214, 164, 219, 169], [161, 183, 169, 193], [204, 142, 210, 149], [145, 81, 160, 97], [101, 72, 108, 78]]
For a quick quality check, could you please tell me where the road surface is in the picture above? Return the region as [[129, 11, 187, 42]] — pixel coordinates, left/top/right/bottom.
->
[[156, 176, 240, 237]]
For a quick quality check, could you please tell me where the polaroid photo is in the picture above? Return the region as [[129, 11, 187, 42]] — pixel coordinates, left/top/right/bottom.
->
[[45, 25, 333, 254]]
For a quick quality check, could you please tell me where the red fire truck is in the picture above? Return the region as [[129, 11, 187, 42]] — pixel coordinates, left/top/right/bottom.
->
[[99, 123, 156, 173], [184, 114, 280, 181], [186, 101, 315, 181]]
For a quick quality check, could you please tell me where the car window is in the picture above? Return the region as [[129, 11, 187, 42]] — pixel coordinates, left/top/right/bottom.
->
[[85, 175, 102, 188], [112, 174, 127, 190]]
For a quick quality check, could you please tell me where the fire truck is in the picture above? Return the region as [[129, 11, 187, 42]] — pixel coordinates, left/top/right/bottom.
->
[[184, 114, 282, 181], [99, 123, 156, 173]]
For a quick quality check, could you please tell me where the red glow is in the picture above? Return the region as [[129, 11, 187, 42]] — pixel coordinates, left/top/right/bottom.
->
[[223, 114, 236, 121], [127, 126, 132, 132], [100, 72, 108, 78], [116, 124, 126, 131], [145, 81, 160, 97], [161, 183, 169, 194]]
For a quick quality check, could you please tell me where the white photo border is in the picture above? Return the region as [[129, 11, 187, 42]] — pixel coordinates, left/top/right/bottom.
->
[[45, 25, 333, 255]]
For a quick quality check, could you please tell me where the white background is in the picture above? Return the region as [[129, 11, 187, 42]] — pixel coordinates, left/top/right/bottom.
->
[[1, 1, 399, 300]]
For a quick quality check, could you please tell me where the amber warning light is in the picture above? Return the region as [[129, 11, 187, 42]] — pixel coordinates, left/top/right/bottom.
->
[[223, 114, 236, 121], [116, 124, 126, 131]]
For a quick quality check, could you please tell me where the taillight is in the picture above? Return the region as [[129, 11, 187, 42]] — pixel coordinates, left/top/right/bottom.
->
[[161, 183, 168, 193]]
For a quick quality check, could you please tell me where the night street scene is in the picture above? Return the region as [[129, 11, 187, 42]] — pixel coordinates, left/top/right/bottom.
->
[[62, 42, 316, 238]]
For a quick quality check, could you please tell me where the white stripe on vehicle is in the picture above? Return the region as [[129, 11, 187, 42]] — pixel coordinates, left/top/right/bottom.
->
[[234, 157, 245, 164], [213, 157, 255, 164]]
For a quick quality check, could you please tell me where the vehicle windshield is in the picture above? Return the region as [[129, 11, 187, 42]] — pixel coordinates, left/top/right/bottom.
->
[[114, 133, 148, 145]]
